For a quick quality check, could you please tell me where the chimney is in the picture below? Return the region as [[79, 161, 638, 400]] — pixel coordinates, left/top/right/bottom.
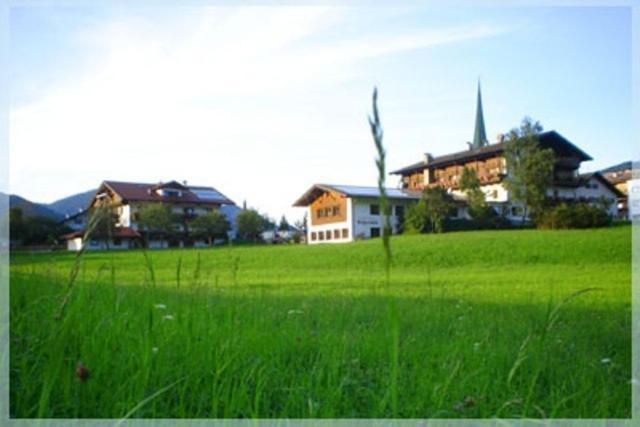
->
[[182, 180, 188, 186], [423, 152, 433, 164], [496, 133, 505, 144]]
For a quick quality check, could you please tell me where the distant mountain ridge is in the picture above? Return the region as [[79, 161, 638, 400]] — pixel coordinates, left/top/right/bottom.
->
[[47, 189, 97, 217], [5, 189, 96, 220]]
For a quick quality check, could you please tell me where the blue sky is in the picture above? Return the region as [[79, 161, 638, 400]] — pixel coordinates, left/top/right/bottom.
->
[[7, 5, 632, 221]]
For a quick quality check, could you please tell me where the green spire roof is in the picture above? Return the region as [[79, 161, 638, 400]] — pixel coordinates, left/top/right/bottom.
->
[[472, 81, 488, 149]]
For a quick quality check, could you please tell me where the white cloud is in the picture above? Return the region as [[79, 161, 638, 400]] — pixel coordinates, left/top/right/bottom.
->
[[10, 6, 508, 219]]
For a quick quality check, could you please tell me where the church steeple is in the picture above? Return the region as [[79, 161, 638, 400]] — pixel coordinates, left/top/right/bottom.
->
[[472, 81, 488, 149]]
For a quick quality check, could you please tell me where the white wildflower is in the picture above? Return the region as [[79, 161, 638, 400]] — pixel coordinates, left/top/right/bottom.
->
[[162, 314, 175, 321], [152, 347, 159, 354], [601, 358, 612, 364], [154, 304, 166, 310], [288, 309, 304, 315]]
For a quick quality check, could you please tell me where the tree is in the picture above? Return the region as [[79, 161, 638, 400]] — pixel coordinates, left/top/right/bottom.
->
[[190, 211, 230, 245], [137, 203, 175, 248], [9, 207, 25, 243], [460, 167, 494, 224], [86, 205, 119, 249], [293, 213, 308, 244], [235, 208, 265, 242], [404, 187, 455, 234], [423, 187, 455, 233], [278, 215, 290, 231], [404, 198, 428, 234], [503, 117, 555, 224]]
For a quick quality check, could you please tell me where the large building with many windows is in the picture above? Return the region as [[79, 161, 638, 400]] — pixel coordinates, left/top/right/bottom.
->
[[62, 180, 237, 250], [293, 184, 418, 244], [390, 84, 622, 220]]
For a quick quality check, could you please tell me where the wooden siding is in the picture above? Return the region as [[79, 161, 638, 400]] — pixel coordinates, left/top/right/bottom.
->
[[310, 191, 348, 226], [400, 154, 506, 190]]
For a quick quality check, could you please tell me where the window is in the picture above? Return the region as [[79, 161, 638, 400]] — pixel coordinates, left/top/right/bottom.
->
[[311, 232, 317, 241], [317, 209, 324, 218], [332, 206, 340, 216], [370, 204, 380, 215], [511, 206, 523, 216], [371, 227, 381, 238], [342, 228, 349, 239], [326, 231, 332, 240], [113, 238, 122, 246], [394, 205, 404, 217], [319, 231, 325, 241], [334, 229, 340, 239]]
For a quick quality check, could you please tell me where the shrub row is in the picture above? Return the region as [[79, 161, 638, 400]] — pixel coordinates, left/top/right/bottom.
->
[[537, 203, 611, 229]]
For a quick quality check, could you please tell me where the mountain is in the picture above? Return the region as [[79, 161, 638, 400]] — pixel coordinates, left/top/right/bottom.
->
[[8, 194, 63, 220], [5, 188, 96, 220], [47, 189, 96, 217]]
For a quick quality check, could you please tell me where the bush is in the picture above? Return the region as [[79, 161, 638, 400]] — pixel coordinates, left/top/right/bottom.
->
[[537, 203, 611, 229]]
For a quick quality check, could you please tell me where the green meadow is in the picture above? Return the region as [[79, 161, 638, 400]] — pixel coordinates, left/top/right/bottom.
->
[[9, 226, 631, 418]]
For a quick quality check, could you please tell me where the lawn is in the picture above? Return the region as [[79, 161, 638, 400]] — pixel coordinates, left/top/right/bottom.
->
[[9, 226, 632, 418]]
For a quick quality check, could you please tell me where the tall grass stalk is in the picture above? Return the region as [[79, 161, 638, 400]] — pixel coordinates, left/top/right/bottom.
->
[[369, 87, 399, 417]]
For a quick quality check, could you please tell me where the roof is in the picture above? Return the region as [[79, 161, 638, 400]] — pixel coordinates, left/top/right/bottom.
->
[[391, 131, 593, 175], [578, 172, 625, 198], [61, 226, 141, 240], [61, 208, 89, 222], [293, 184, 420, 207], [599, 161, 633, 174], [98, 180, 235, 205]]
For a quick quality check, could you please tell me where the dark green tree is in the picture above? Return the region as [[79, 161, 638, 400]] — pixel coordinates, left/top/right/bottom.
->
[[190, 211, 230, 245], [404, 187, 455, 234], [503, 117, 555, 224], [423, 187, 455, 233], [9, 207, 25, 243], [236, 208, 265, 242], [137, 203, 175, 248], [278, 215, 290, 231], [403, 198, 428, 234]]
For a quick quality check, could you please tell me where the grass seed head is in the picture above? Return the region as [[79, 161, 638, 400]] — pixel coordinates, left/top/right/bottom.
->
[[75, 361, 90, 383]]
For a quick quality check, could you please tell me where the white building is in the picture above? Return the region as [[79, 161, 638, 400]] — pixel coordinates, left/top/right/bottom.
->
[[62, 180, 238, 250], [391, 84, 622, 220], [293, 184, 418, 244]]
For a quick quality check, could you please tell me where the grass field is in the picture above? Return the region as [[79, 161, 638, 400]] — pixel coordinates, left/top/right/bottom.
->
[[9, 226, 632, 418]]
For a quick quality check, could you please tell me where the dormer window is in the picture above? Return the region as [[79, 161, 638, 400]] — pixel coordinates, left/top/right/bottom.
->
[[156, 188, 182, 197]]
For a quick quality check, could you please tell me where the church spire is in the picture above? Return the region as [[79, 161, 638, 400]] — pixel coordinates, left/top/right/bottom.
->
[[472, 80, 488, 149]]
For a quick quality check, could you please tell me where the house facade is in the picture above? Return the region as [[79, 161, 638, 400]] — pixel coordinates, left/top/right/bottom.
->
[[600, 161, 635, 219], [391, 85, 621, 220], [293, 184, 418, 244], [62, 180, 237, 250], [61, 208, 89, 232]]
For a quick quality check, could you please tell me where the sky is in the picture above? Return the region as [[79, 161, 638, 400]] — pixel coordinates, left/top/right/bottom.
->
[[6, 4, 633, 221]]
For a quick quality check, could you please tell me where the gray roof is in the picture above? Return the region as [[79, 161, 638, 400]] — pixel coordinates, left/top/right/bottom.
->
[[293, 184, 419, 206], [391, 130, 592, 175], [599, 161, 633, 174]]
